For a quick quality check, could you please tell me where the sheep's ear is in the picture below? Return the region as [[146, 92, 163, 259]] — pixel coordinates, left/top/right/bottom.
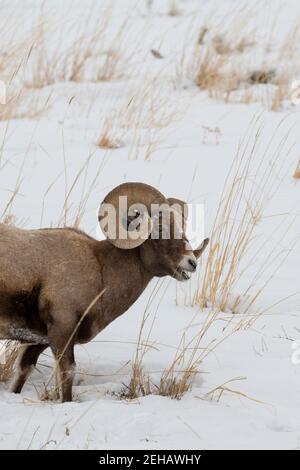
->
[[167, 197, 188, 230]]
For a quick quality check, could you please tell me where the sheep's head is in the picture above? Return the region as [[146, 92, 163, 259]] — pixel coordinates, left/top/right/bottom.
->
[[99, 183, 209, 282]]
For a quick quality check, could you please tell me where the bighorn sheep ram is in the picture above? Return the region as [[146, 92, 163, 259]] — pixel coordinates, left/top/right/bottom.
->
[[0, 183, 209, 402]]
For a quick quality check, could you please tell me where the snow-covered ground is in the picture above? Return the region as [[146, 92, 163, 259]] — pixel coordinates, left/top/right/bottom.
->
[[0, 0, 299, 450]]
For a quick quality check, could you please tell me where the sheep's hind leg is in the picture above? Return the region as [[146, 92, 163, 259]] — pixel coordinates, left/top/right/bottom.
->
[[10, 344, 47, 394]]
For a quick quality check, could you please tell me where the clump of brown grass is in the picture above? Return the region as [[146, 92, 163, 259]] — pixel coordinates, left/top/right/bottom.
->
[[38, 382, 60, 402], [120, 362, 152, 399], [194, 48, 226, 91], [97, 134, 122, 150], [158, 363, 198, 399], [293, 159, 300, 179], [176, 27, 244, 103], [0, 341, 20, 383], [97, 117, 124, 149], [193, 48, 240, 102]]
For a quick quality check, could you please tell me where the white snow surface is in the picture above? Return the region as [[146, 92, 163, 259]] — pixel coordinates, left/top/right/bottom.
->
[[0, 0, 299, 450]]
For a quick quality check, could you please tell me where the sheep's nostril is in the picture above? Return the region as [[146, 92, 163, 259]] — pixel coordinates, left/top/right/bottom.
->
[[188, 259, 197, 271]]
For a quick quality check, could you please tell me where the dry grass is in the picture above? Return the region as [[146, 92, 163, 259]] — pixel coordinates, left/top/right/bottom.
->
[[199, 376, 265, 405], [0, 137, 24, 223], [121, 280, 171, 399], [97, 116, 124, 149], [94, 75, 185, 161], [159, 362, 198, 399], [97, 134, 123, 150], [0, 86, 51, 121], [120, 284, 157, 399], [194, 48, 226, 91], [120, 78, 184, 130], [99, 77, 186, 161], [123, 276, 228, 400], [0, 0, 34, 79], [293, 159, 300, 179], [193, 115, 297, 315], [22, 5, 133, 88], [156, 303, 233, 399], [38, 383, 60, 402], [0, 1, 298, 123], [177, 28, 245, 103], [0, 341, 20, 383], [0, 2, 137, 95], [121, 362, 152, 400], [176, 7, 300, 111], [124, 290, 238, 400], [54, 144, 108, 228], [0, 3, 49, 119], [278, 19, 300, 60], [176, 3, 255, 90], [194, 48, 239, 102]]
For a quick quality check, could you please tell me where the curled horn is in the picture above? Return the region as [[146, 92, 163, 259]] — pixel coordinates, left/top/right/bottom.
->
[[167, 197, 188, 230], [194, 238, 209, 259], [168, 198, 209, 257], [99, 182, 166, 249]]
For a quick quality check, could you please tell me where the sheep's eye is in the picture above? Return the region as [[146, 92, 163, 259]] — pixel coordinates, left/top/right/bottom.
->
[[126, 211, 141, 231]]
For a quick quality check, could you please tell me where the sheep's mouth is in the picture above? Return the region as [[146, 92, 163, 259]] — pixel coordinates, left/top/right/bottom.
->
[[174, 267, 192, 282]]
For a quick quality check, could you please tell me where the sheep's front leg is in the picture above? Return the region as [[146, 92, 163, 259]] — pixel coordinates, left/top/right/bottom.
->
[[49, 335, 76, 403], [55, 346, 75, 403], [10, 344, 47, 394]]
